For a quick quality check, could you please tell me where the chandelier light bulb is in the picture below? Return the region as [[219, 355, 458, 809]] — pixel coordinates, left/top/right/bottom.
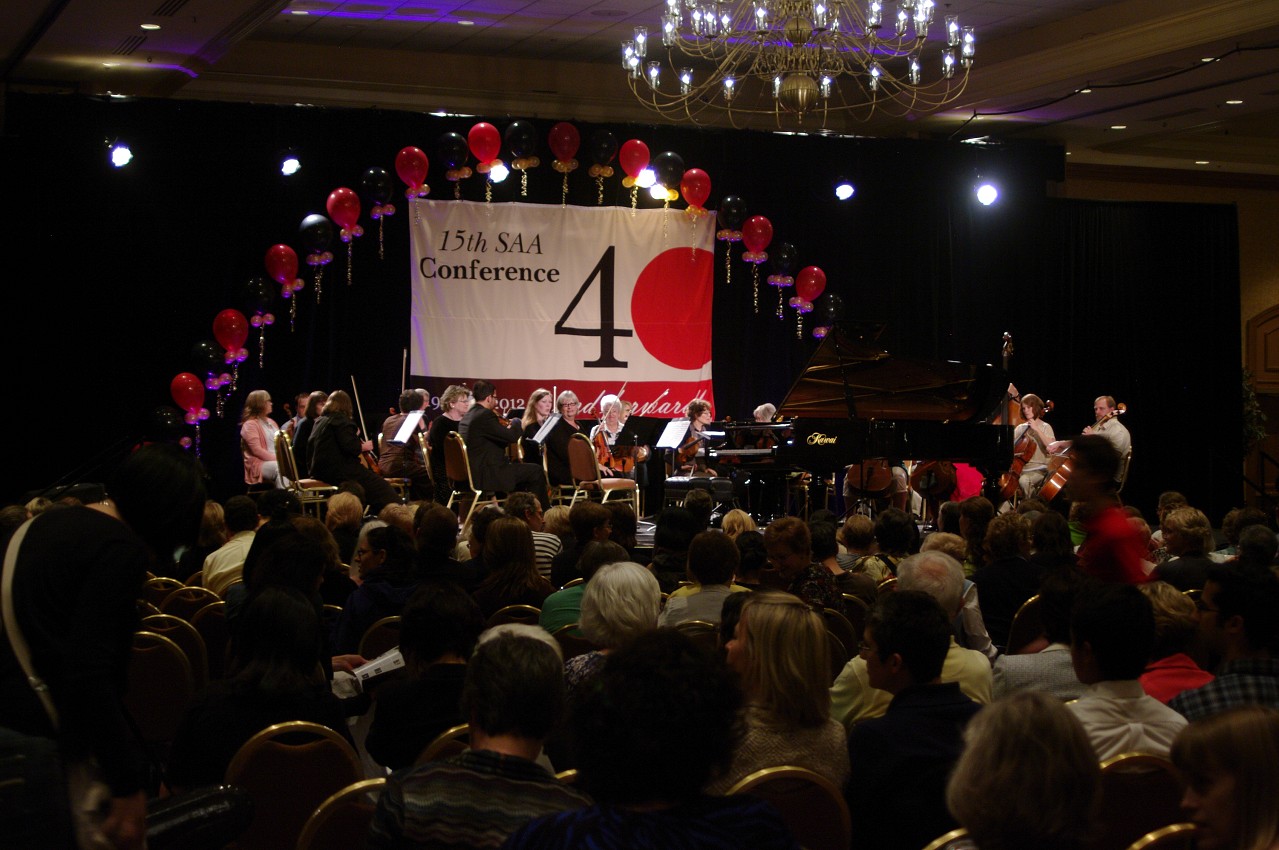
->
[[867, 0, 883, 28], [961, 26, 976, 66], [680, 67, 694, 94], [634, 26, 648, 57], [908, 56, 921, 84], [895, 7, 909, 36], [723, 76, 736, 102], [621, 40, 635, 70], [945, 14, 959, 45], [648, 61, 661, 88]]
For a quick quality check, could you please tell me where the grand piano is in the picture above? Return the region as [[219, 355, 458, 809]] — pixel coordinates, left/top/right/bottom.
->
[[713, 323, 1014, 493]]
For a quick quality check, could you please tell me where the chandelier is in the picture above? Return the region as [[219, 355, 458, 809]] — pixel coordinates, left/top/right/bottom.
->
[[621, 0, 976, 127]]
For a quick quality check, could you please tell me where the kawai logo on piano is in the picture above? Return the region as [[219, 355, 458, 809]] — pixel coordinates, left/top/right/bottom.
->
[[806, 433, 838, 446]]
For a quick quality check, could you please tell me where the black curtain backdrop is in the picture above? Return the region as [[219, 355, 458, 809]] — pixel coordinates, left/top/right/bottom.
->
[[2, 93, 1240, 519]]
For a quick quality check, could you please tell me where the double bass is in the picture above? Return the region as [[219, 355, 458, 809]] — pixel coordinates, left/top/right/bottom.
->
[[1039, 402, 1127, 502]]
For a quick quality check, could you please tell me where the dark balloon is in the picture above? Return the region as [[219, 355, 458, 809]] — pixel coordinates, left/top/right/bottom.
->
[[588, 129, 618, 166], [298, 214, 333, 254], [361, 167, 394, 205], [504, 120, 537, 159], [191, 339, 225, 373], [770, 241, 798, 276], [145, 405, 186, 442], [439, 132, 470, 170], [652, 150, 685, 188], [242, 277, 274, 315], [820, 293, 846, 324], [717, 195, 747, 231]]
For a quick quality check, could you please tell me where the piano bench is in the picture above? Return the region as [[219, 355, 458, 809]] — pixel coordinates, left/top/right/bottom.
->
[[663, 476, 735, 512]]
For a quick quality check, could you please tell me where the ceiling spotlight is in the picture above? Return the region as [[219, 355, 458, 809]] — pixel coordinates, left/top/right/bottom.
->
[[140, 23, 160, 30], [834, 179, 855, 201], [636, 168, 657, 189], [1110, 125, 1127, 130], [649, 184, 669, 200], [280, 155, 301, 176], [975, 182, 998, 206], [1225, 99, 1243, 105], [489, 162, 510, 183], [108, 141, 133, 168], [1195, 160, 1210, 165]]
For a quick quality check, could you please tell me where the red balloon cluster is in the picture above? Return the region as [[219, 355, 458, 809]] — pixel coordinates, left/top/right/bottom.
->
[[468, 123, 502, 172], [327, 188, 363, 241], [170, 372, 208, 424], [395, 146, 430, 199], [265, 244, 304, 299], [619, 139, 650, 187], [741, 216, 773, 263], [549, 122, 580, 173], [681, 169, 711, 216], [213, 309, 250, 364]]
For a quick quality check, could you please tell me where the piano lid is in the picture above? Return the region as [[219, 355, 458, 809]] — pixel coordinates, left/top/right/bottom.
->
[[776, 322, 1009, 422]]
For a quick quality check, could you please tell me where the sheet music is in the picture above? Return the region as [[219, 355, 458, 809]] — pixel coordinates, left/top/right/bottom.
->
[[531, 413, 561, 444], [656, 419, 691, 449], [391, 410, 425, 444]]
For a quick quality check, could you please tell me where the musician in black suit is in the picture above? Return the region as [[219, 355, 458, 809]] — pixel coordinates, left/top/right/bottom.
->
[[459, 380, 551, 507]]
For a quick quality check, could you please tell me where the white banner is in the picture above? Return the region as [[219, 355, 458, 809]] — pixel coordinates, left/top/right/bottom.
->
[[409, 200, 716, 416]]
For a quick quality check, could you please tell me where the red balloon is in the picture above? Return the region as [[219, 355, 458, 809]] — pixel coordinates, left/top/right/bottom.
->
[[395, 146, 429, 189], [212, 308, 249, 354], [170, 372, 205, 414], [741, 215, 774, 254], [467, 122, 501, 165], [796, 266, 827, 302], [619, 139, 650, 179], [680, 168, 711, 209], [548, 122, 580, 162], [264, 244, 298, 286], [326, 187, 361, 232]]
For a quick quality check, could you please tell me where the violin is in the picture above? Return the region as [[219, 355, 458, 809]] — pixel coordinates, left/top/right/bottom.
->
[[497, 414, 524, 462], [594, 429, 649, 473], [349, 375, 382, 474]]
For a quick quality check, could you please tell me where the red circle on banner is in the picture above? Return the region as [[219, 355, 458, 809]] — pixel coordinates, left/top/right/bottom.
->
[[631, 247, 714, 371]]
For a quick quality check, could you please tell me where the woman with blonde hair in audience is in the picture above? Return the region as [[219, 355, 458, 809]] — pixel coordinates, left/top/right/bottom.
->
[[241, 389, 282, 488], [709, 590, 850, 793], [721, 508, 758, 540], [324, 490, 364, 565], [1139, 580, 1214, 703], [564, 561, 661, 698], [471, 517, 555, 618], [945, 690, 1099, 850], [543, 504, 571, 539], [1154, 506, 1217, 591], [1171, 706, 1279, 850]]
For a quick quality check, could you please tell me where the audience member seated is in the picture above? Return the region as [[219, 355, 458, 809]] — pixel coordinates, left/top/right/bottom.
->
[[707, 591, 849, 793], [1212, 506, 1271, 562], [505, 630, 798, 850], [972, 512, 1045, 647], [239, 489, 304, 592], [176, 499, 227, 581], [549, 502, 612, 588], [847, 591, 982, 850], [505, 492, 561, 581], [936, 500, 960, 535], [1153, 507, 1216, 591], [1149, 491, 1190, 564], [368, 630, 592, 849], [1236, 524, 1278, 572], [167, 586, 351, 791], [202, 495, 259, 596], [992, 570, 1085, 700], [471, 517, 555, 619], [1170, 562, 1279, 721], [832, 551, 991, 727], [733, 531, 769, 590], [762, 517, 844, 614], [946, 691, 1100, 850], [324, 491, 364, 566], [604, 501, 638, 559], [837, 514, 874, 561], [921, 532, 996, 662], [959, 496, 995, 576], [659, 531, 746, 628], [721, 509, 758, 541], [379, 503, 417, 537], [683, 489, 714, 531], [851, 507, 915, 584], [542, 505, 570, 540], [1139, 580, 1215, 703], [1027, 510, 1078, 573], [459, 505, 504, 580], [538, 541, 628, 634], [1068, 582, 1187, 759], [645, 507, 701, 593], [365, 583, 485, 770], [332, 525, 420, 655], [292, 515, 358, 607], [564, 562, 660, 701], [811, 520, 874, 602], [1170, 705, 1279, 850], [415, 503, 480, 592]]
